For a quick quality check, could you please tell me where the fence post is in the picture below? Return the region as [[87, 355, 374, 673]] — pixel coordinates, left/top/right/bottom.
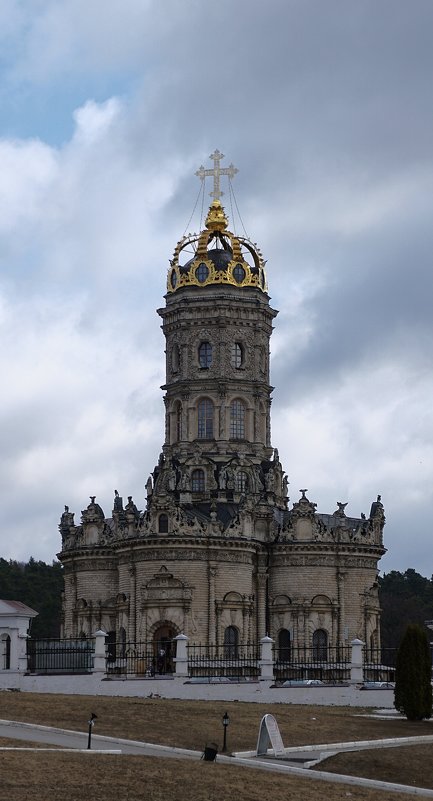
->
[[93, 630, 107, 673], [17, 633, 28, 671], [350, 638, 364, 683], [260, 635, 274, 680], [173, 633, 189, 677]]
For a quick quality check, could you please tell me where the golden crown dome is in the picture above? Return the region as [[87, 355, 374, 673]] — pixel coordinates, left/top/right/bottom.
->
[[167, 200, 268, 294]]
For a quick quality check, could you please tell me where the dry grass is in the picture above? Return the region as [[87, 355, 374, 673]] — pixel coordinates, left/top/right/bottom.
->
[[315, 743, 433, 790], [0, 692, 432, 752], [0, 750, 418, 801], [1, 693, 433, 799]]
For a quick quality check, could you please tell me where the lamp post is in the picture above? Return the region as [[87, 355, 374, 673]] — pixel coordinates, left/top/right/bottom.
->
[[87, 713, 97, 750], [222, 711, 230, 753]]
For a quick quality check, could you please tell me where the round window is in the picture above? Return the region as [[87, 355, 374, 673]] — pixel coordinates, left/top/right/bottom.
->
[[196, 262, 209, 283], [170, 269, 177, 289], [233, 264, 246, 283]]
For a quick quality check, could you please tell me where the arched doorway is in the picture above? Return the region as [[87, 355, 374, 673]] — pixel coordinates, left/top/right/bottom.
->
[[153, 624, 176, 674]]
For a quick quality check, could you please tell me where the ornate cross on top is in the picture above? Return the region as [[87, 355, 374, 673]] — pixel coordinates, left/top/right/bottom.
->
[[195, 149, 238, 200]]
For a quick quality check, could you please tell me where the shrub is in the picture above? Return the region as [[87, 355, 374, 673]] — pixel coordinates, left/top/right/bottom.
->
[[394, 623, 432, 720]]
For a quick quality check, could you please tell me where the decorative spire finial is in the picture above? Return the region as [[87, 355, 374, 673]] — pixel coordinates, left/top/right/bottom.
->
[[195, 149, 238, 200]]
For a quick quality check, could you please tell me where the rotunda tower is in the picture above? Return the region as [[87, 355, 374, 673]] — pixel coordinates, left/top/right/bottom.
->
[[155, 197, 287, 518]]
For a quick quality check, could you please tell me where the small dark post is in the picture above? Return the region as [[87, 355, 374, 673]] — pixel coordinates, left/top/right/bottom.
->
[[222, 711, 230, 753], [87, 712, 97, 750]]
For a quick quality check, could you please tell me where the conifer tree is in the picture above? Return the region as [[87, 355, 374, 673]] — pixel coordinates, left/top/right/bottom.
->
[[394, 623, 432, 720]]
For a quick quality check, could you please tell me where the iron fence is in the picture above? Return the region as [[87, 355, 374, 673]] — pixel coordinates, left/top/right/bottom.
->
[[105, 641, 174, 676], [27, 638, 94, 674], [273, 644, 352, 683], [363, 647, 397, 683], [187, 643, 260, 679]]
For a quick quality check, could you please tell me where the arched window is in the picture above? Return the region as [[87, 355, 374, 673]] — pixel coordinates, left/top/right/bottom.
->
[[278, 629, 291, 662], [158, 514, 169, 533], [230, 399, 245, 439], [198, 399, 214, 439], [235, 470, 248, 493], [198, 341, 212, 368], [312, 629, 328, 661], [192, 469, 205, 492], [231, 342, 243, 368], [224, 625, 239, 659]]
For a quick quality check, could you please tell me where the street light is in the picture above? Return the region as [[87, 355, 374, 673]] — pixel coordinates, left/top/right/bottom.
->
[[222, 711, 230, 753], [87, 712, 97, 750]]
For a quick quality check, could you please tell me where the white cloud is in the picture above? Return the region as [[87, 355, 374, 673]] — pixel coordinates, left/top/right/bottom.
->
[[0, 1, 432, 578]]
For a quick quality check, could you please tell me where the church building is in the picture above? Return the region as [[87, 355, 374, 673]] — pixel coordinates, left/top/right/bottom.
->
[[58, 152, 385, 659]]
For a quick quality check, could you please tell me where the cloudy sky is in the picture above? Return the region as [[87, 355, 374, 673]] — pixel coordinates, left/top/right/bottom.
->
[[0, 0, 432, 575]]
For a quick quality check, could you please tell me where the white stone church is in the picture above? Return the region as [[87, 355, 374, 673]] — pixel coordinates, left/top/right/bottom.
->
[[58, 152, 385, 663]]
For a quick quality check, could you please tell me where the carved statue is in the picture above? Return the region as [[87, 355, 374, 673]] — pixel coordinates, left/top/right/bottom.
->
[[265, 468, 275, 492], [125, 496, 139, 521], [219, 466, 228, 489], [167, 467, 177, 492], [145, 476, 153, 498], [179, 470, 190, 491], [113, 490, 123, 511]]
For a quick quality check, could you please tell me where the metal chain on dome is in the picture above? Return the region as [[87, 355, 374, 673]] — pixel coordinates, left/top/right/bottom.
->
[[181, 180, 205, 239], [228, 177, 250, 240], [199, 177, 205, 232], [228, 177, 236, 236]]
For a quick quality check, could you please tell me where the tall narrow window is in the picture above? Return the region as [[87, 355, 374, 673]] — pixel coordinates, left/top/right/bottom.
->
[[192, 469, 205, 492], [312, 629, 328, 661], [230, 399, 245, 438], [231, 342, 243, 368], [224, 625, 239, 659], [106, 631, 116, 663], [198, 399, 214, 439], [198, 341, 212, 368], [235, 470, 248, 493], [158, 514, 169, 533], [278, 629, 291, 662]]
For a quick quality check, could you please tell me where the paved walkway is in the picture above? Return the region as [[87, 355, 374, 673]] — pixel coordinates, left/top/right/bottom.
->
[[0, 719, 200, 759], [2, 718, 433, 798]]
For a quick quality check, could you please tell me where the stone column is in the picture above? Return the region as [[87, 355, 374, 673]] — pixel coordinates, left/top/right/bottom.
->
[[93, 629, 107, 673], [259, 635, 274, 681], [242, 604, 249, 643], [128, 563, 136, 644], [350, 638, 364, 684], [292, 609, 299, 647], [173, 633, 189, 677], [208, 564, 217, 644], [337, 569, 346, 646], [17, 634, 28, 672], [256, 572, 267, 639]]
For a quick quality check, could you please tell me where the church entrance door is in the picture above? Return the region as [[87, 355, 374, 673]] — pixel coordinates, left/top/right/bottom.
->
[[153, 624, 175, 674]]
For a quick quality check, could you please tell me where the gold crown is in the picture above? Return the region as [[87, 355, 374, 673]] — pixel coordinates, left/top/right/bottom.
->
[[167, 201, 268, 294]]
